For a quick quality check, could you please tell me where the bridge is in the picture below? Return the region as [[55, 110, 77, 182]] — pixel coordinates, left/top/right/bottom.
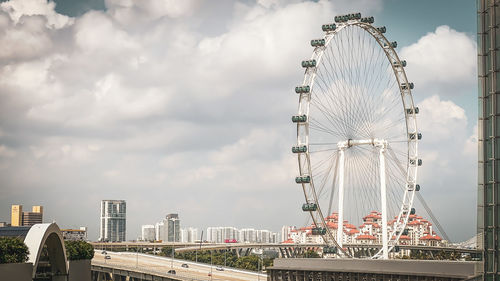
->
[[91, 242, 480, 259], [91, 251, 266, 281]]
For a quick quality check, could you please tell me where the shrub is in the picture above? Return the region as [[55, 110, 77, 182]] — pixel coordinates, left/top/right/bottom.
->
[[65, 241, 94, 260], [0, 237, 29, 264]]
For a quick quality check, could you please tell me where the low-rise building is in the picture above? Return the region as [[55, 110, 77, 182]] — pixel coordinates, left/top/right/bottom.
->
[[281, 211, 445, 247], [61, 227, 88, 241]]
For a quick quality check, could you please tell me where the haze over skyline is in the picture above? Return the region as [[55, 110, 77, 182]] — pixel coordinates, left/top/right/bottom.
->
[[0, 0, 477, 241]]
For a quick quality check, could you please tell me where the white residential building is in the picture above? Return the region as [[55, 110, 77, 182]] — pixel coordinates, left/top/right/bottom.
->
[[99, 200, 126, 242], [180, 227, 199, 243], [206, 227, 278, 243], [141, 225, 155, 241]]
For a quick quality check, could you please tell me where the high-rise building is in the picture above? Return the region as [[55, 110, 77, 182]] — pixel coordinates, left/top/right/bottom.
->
[[141, 225, 155, 242], [155, 221, 165, 241], [32, 206, 43, 214], [206, 226, 278, 243], [478, 0, 499, 278], [99, 200, 126, 242], [11, 205, 22, 226], [180, 227, 199, 243], [165, 213, 180, 242], [22, 212, 42, 226], [11, 204, 44, 226], [153, 214, 180, 242]]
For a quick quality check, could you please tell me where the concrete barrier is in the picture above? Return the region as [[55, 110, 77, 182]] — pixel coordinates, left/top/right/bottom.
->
[[0, 263, 33, 281], [69, 259, 91, 281]]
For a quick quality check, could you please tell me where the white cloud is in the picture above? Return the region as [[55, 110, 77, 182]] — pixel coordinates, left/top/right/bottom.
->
[[0, 0, 72, 29], [400, 25, 476, 91], [417, 95, 467, 143]]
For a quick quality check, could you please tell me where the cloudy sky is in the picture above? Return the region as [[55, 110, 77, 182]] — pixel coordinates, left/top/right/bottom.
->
[[0, 0, 477, 242]]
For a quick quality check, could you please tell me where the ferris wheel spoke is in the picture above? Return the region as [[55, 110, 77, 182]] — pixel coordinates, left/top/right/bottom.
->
[[314, 66, 354, 136]]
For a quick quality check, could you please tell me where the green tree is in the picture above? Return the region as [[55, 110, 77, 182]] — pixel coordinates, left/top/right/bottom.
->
[[0, 237, 29, 264], [65, 241, 94, 260], [235, 255, 259, 271]]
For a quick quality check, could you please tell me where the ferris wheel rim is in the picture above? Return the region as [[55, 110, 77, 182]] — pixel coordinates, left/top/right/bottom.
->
[[295, 18, 419, 259]]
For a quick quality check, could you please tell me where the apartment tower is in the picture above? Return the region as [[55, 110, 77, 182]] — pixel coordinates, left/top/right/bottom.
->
[[99, 200, 126, 242]]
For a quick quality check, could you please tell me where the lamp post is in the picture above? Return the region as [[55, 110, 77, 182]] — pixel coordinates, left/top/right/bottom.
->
[[170, 218, 178, 270], [210, 250, 213, 281]]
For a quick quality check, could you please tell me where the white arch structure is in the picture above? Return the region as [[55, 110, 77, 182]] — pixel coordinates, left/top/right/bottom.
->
[[24, 223, 69, 280]]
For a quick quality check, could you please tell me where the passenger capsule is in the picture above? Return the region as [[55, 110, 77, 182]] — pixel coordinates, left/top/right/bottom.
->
[[301, 60, 317, 68], [295, 85, 310, 94], [402, 82, 414, 90], [292, 115, 307, 123], [323, 246, 337, 254], [384, 41, 397, 48], [377, 26, 386, 33], [302, 203, 318, 212], [361, 16, 374, 23], [402, 229, 409, 235], [409, 132, 422, 140], [292, 145, 307, 153], [312, 228, 327, 235], [415, 184, 420, 191], [406, 107, 419, 114], [410, 158, 422, 166], [410, 208, 416, 215], [322, 23, 336, 32], [311, 39, 326, 47], [295, 176, 311, 184], [393, 60, 407, 67]]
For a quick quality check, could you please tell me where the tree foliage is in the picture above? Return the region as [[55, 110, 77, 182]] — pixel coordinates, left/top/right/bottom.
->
[[161, 249, 274, 271], [0, 237, 29, 264], [65, 241, 94, 260]]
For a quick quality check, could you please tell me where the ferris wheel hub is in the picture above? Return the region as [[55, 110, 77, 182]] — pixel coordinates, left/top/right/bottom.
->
[[337, 139, 388, 149]]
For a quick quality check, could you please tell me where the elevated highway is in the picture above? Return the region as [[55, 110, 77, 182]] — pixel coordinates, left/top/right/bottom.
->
[[92, 251, 266, 281], [91, 242, 480, 259]]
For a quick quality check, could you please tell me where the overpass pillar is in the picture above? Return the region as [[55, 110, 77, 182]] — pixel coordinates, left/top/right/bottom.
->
[[112, 274, 127, 281], [93, 271, 110, 281]]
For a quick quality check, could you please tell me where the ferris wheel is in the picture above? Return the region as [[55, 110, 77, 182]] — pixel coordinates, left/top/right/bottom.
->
[[293, 13, 420, 259]]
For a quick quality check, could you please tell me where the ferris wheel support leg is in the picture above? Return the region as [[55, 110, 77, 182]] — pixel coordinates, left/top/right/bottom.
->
[[337, 148, 345, 250], [379, 145, 389, 259]]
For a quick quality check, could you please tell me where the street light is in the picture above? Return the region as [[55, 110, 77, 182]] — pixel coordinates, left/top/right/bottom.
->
[[136, 246, 139, 268], [170, 218, 178, 270]]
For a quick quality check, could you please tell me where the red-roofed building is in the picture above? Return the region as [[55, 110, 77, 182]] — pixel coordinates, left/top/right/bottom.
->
[[356, 234, 376, 244]]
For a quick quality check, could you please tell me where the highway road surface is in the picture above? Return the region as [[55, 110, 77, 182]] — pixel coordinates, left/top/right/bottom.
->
[[93, 251, 267, 281]]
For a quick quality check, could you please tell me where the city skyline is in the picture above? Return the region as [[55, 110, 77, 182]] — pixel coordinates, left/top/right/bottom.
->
[[0, 0, 477, 242]]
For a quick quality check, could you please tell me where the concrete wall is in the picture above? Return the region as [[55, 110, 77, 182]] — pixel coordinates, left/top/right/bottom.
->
[[271, 258, 481, 279], [69, 259, 91, 281], [0, 263, 33, 281]]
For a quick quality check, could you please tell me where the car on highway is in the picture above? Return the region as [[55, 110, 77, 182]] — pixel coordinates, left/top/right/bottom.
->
[[104, 255, 111, 259], [216, 266, 224, 271], [168, 270, 176, 275], [181, 263, 189, 268]]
